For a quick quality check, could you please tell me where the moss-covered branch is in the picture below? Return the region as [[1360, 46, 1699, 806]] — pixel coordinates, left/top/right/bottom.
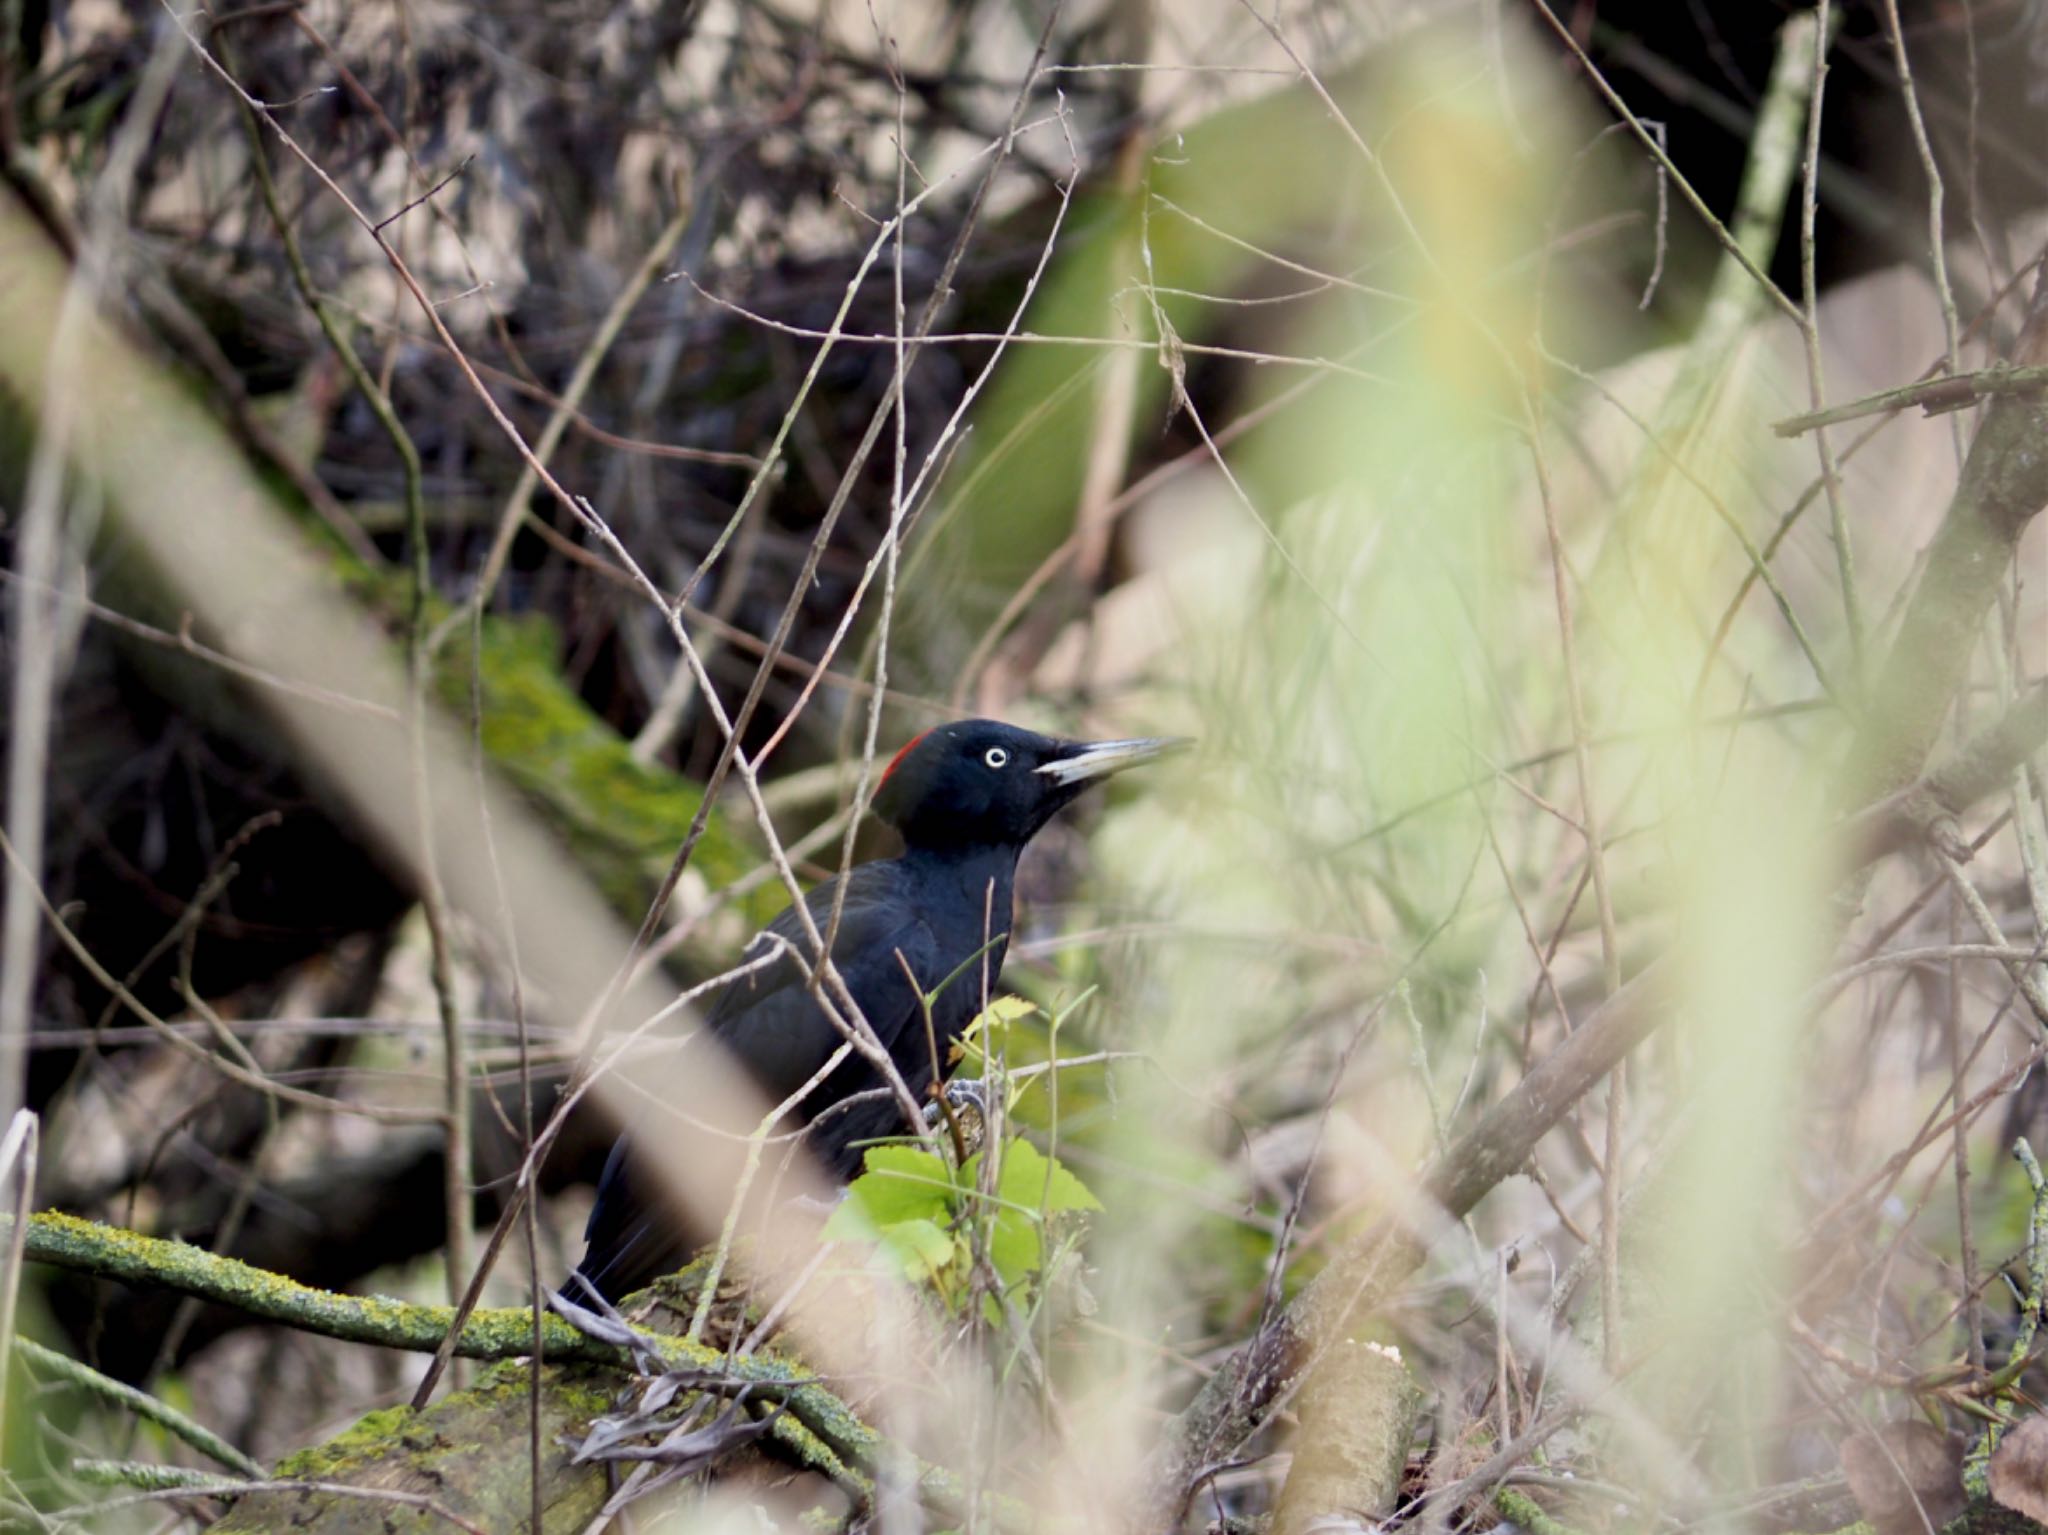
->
[[23, 1210, 589, 1359], [1495, 1486, 1590, 1535], [18, 1212, 877, 1472], [22, 1211, 1035, 1533]]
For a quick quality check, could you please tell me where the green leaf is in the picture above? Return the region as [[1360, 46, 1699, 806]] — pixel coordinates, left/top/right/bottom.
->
[[991, 1139, 1104, 1215], [955, 1140, 1103, 1289], [820, 1150, 976, 1298], [824, 1146, 956, 1238], [820, 1201, 867, 1246], [873, 1218, 961, 1284], [976, 995, 1038, 1030], [952, 995, 1038, 1065], [985, 1205, 1040, 1288]]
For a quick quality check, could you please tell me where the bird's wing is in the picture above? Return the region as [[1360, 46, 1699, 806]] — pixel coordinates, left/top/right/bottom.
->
[[705, 861, 941, 1100], [568, 865, 939, 1303]]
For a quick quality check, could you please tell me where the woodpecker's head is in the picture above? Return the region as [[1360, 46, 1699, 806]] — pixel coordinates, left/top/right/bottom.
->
[[869, 720, 1186, 852]]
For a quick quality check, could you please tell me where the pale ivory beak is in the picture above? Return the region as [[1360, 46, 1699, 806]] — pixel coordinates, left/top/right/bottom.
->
[[1035, 736, 1192, 786]]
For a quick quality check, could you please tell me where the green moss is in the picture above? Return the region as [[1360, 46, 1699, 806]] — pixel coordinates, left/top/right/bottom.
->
[[26, 1211, 903, 1505], [457, 1358, 619, 1423], [463, 611, 757, 915], [768, 1411, 870, 1497], [15, 316, 779, 944], [1495, 1487, 1585, 1535], [543, 1367, 627, 1422], [273, 1404, 413, 1479], [328, 546, 770, 926]]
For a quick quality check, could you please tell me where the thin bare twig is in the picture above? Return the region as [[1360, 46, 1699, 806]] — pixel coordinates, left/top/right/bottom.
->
[[1795, 2, 1865, 676]]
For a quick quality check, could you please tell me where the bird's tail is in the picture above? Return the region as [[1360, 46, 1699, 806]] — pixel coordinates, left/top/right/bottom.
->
[[568, 1132, 695, 1305]]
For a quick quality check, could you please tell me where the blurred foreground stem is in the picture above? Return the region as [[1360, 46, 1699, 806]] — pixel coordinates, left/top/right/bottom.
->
[[1179, 25, 2048, 1530], [236, 90, 470, 1314]]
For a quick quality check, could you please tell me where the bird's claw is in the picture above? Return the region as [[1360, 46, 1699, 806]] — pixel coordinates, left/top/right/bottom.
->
[[930, 1076, 990, 1117], [925, 1076, 992, 1157]]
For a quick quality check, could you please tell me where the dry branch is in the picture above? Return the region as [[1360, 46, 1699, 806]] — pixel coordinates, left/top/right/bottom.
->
[[1152, 968, 1662, 1527], [1848, 683, 2048, 866], [1771, 363, 2048, 438], [1848, 269, 2048, 805]]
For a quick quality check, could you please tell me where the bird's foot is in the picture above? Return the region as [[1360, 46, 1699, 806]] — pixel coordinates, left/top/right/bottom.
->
[[926, 1076, 991, 1158], [926, 1075, 991, 1118]]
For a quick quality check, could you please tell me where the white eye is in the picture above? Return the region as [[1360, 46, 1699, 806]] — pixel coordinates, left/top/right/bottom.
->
[[982, 746, 1010, 769]]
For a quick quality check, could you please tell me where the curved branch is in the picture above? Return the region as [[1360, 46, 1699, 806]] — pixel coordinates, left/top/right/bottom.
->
[[1848, 682, 2048, 865], [17, 1212, 879, 1470], [16, 1337, 264, 1478]]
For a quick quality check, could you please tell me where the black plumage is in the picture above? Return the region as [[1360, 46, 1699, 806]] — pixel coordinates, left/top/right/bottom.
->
[[568, 719, 1181, 1303]]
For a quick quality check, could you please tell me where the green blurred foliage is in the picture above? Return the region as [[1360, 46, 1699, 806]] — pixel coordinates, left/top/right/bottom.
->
[[826, 1137, 1100, 1325]]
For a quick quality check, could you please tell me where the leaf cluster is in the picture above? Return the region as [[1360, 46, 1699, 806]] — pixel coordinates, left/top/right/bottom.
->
[[823, 1138, 1100, 1323]]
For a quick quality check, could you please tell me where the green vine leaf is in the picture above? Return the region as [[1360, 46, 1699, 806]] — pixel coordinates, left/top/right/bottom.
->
[[824, 1146, 957, 1236], [826, 1138, 1100, 1312]]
